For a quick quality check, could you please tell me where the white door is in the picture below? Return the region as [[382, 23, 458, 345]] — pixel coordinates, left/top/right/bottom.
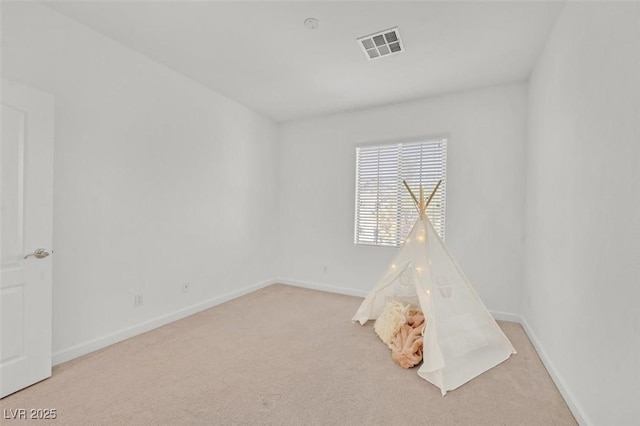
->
[[0, 80, 54, 398]]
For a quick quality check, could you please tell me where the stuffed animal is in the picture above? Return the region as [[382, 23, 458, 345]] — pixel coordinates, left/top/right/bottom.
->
[[374, 300, 410, 345]]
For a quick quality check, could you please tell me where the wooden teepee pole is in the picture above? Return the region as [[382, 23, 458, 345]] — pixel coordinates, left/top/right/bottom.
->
[[403, 179, 443, 219], [423, 180, 442, 212]]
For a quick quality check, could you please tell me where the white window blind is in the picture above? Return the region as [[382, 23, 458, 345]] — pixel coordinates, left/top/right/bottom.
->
[[355, 139, 447, 247]]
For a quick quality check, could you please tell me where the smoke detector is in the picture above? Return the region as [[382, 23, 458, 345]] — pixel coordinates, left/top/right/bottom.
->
[[304, 18, 319, 30], [357, 27, 404, 60]]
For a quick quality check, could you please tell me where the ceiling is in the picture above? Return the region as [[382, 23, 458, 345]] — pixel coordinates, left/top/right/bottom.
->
[[44, 1, 564, 122]]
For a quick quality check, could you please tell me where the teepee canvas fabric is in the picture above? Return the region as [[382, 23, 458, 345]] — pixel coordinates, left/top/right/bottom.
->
[[353, 203, 516, 395]]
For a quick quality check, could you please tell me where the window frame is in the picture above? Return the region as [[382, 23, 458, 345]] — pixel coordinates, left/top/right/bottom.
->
[[354, 136, 448, 248]]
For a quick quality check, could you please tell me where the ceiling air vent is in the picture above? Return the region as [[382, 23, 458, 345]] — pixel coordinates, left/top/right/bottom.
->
[[357, 27, 404, 61]]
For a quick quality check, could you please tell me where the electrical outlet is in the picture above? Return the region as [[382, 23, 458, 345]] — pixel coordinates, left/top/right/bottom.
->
[[134, 293, 143, 307], [182, 282, 190, 293]]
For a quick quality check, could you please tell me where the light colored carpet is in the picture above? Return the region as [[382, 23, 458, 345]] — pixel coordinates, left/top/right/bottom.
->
[[0, 284, 576, 425]]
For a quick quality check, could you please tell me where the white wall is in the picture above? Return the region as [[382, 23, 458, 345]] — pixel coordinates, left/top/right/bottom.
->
[[524, 2, 640, 425], [279, 83, 527, 315], [1, 3, 279, 360], [5, 3, 638, 422]]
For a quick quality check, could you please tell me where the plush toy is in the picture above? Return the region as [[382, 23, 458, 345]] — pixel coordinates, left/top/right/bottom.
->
[[389, 309, 425, 369], [374, 300, 410, 345]]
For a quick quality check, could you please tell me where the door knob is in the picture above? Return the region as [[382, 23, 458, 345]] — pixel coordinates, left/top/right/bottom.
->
[[24, 248, 50, 260]]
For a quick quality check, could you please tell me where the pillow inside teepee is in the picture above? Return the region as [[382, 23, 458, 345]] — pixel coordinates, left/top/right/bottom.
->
[[373, 300, 409, 345]]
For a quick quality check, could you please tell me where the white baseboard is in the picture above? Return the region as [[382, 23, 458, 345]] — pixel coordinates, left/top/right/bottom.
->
[[52, 278, 275, 366], [489, 310, 522, 323], [519, 318, 590, 426], [274, 277, 369, 298], [275, 278, 522, 324]]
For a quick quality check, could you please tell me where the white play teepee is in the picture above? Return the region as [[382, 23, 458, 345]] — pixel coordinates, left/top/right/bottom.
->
[[353, 180, 516, 395]]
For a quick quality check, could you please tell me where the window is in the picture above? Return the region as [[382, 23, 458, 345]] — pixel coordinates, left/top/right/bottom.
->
[[354, 138, 447, 247]]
